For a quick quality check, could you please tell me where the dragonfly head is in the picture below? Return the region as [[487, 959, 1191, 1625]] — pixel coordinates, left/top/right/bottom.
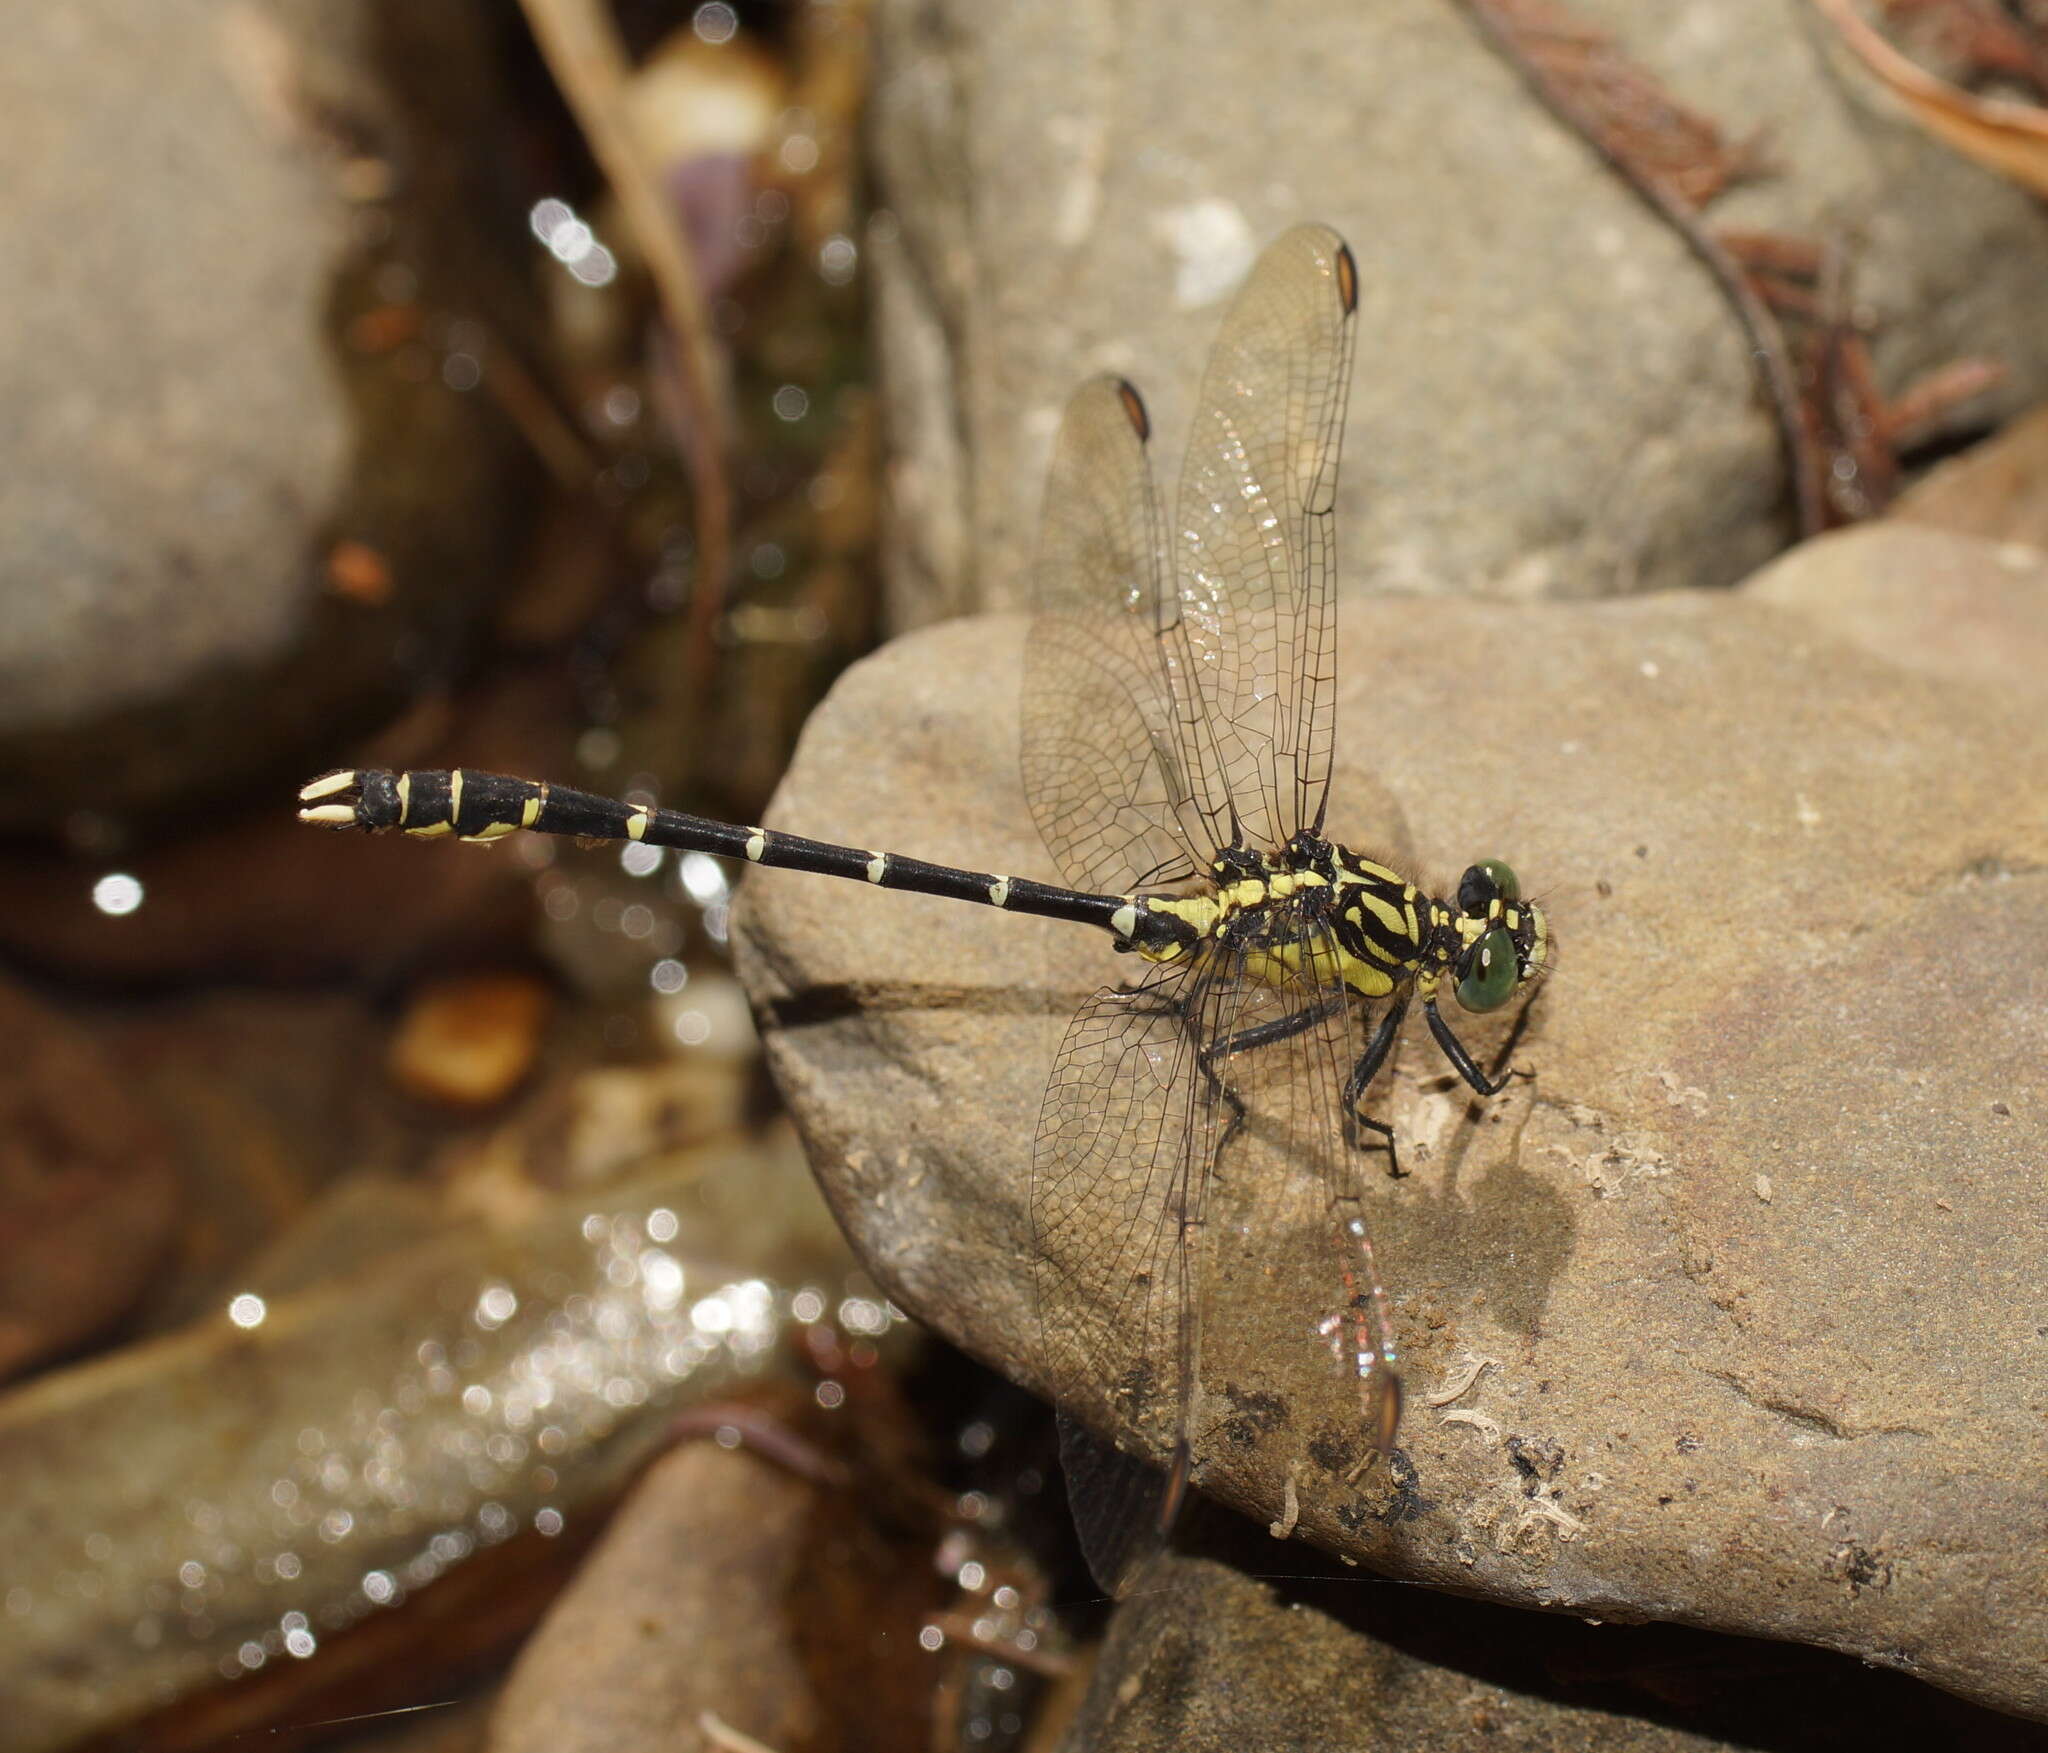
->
[[1446, 859, 1547, 1014]]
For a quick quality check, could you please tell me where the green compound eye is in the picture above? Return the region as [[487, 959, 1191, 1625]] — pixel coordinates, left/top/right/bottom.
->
[[1455, 927, 1519, 1013], [1456, 858, 1520, 915], [1476, 858, 1519, 904]]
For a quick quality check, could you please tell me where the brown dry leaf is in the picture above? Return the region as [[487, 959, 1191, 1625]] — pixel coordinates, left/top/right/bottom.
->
[[1458, 0, 1827, 531], [1463, 0, 1768, 210], [1810, 0, 2048, 196]]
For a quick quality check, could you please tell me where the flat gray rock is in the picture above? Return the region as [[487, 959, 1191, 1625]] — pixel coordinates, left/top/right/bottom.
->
[[1054, 1554, 2044, 1750], [867, 0, 2048, 625], [1063, 1559, 1736, 1753], [1, 1, 345, 738], [491, 1440, 937, 1753], [736, 522, 2048, 1722]]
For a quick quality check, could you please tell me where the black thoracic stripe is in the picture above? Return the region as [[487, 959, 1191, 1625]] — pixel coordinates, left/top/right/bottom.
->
[[381, 769, 1128, 935], [1336, 875, 1422, 969], [1334, 913, 1412, 973]]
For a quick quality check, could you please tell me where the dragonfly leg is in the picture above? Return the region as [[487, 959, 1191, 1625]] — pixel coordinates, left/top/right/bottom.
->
[[1341, 995, 1410, 1177], [1194, 995, 1347, 1155], [1423, 994, 1513, 1096]]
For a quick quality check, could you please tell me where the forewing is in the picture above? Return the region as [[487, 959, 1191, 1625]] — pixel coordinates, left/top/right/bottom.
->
[[1165, 223, 1358, 853], [1023, 376, 1207, 895]]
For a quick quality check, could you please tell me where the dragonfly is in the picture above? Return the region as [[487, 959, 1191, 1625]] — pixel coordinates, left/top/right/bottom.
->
[[298, 225, 1548, 1594]]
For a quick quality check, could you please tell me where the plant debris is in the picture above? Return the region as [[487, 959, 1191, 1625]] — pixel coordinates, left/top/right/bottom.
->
[[1460, 0, 2010, 538]]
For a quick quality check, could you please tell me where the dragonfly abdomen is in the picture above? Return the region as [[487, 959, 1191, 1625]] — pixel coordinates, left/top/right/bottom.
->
[[299, 768, 1130, 933]]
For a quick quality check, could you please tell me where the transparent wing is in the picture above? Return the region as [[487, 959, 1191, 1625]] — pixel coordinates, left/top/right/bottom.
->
[[1031, 961, 1215, 1595], [1026, 228, 1378, 1594], [1165, 223, 1359, 854], [1023, 377, 1208, 895], [1032, 967, 1204, 1457], [1194, 923, 1402, 1480], [1033, 928, 1402, 1595]]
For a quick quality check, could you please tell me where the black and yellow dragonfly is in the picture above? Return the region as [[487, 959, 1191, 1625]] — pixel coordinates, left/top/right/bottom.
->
[[300, 225, 1547, 1593]]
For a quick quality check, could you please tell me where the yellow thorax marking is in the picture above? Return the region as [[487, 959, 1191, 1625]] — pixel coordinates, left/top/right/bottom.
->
[[1125, 863, 1408, 1000], [1242, 934, 1389, 995], [1351, 885, 1407, 937]]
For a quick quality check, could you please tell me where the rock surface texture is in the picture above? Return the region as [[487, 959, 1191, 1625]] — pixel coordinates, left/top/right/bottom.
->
[[736, 525, 2048, 1722], [1051, 1554, 2048, 1751], [490, 1440, 939, 1753], [866, 0, 2048, 625]]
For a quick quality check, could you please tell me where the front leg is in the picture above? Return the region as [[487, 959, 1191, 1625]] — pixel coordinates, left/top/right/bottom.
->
[[1342, 994, 1410, 1177], [1423, 994, 1515, 1097]]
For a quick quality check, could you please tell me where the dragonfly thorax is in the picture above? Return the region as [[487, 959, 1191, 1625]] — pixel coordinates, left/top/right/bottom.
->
[[1107, 833, 1435, 1002], [1106, 838, 1548, 1021]]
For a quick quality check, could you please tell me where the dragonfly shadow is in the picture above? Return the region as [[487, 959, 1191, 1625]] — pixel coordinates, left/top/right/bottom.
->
[[756, 978, 1073, 1035], [1382, 1079, 1576, 1346]]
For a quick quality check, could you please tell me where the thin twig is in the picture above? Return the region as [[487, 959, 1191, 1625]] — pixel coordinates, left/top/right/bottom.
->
[[923, 1609, 1077, 1679], [1455, 0, 1829, 537], [1725, 231, 2002, 518], [1879, 0, 2048, 99], [698, 1711, 785, 1753], [481, 344, 605, 492], [1878, 354, 2005, 444], [1810, 0, 2048, 196], [1717, 229, 1826, 278], [518, 0, 733, 692], [665, 1402, 856, 1487], [1815, 242, 1891, 518]]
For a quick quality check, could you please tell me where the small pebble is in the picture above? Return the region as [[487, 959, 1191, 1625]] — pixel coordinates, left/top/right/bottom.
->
[[389, 973, 552, 1106]]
